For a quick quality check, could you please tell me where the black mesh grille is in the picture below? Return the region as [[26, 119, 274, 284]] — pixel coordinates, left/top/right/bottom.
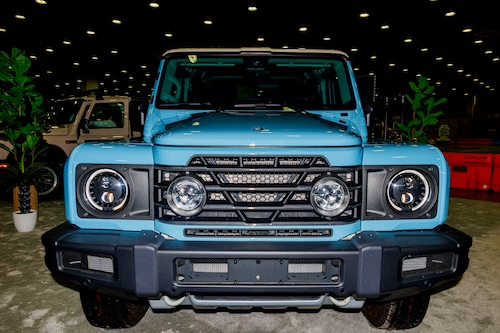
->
[[154, 156, 361, 225]]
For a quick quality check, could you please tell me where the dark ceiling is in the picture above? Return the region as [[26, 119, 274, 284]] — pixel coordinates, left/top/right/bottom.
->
[[1, 0, 499, 114]]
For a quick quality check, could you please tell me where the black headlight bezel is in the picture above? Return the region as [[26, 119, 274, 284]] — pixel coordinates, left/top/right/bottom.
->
[[363, 165, 439, 220], [76, 164, 153, 219]]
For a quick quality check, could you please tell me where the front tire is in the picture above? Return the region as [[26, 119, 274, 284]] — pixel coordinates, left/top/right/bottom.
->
[[80, 289, 149, 328], [361, 293, 430, 330], [37, 164, 63, 201]]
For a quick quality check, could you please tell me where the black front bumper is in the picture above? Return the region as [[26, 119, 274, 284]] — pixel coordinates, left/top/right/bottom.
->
[[42, 223, 471, 302]]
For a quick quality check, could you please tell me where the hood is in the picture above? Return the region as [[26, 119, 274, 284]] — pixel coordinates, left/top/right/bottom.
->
[[152, 112, 362, 147]]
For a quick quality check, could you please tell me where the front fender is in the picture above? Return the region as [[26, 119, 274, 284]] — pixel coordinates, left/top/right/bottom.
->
[[64, 142, 154, 228]]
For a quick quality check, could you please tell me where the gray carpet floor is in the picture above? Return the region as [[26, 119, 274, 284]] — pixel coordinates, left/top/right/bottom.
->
[[0, 197, 498, 333]]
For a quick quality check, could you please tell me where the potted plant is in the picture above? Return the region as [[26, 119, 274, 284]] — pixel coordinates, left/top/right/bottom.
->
[[0, 47, 49, 232], [395, 76, 447, 144]]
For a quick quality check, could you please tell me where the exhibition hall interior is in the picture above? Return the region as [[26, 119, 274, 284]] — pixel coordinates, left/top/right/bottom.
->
[[1, 0, 499, 140], [0, 1, 499, 333]]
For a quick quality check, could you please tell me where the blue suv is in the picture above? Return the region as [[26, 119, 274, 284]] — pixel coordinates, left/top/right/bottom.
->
[[42, 48, 472, 330]]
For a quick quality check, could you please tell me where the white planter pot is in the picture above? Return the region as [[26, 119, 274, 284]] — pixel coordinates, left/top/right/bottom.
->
[[12, 210, 37, 232]]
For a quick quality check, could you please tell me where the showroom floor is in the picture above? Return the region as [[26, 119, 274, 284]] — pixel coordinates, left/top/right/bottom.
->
[[0, 191, 499, 333]]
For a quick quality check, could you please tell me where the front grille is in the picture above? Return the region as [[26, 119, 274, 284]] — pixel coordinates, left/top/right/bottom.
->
[[154, 156, 362, 225]]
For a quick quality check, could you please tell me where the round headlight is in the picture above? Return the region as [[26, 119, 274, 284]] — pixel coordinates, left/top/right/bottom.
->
[[310, 177, 350, 217], [387, 169, 431, 212], [166, 176, 206, 216], [84, 168, 129, 212]]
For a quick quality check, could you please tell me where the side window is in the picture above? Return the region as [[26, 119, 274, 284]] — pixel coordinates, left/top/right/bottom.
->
[[88, 103, 124, 128]]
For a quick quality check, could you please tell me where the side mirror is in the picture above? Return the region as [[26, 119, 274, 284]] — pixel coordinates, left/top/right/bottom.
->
[[138, 102, 148, 126], [363, 103, 373, 125]]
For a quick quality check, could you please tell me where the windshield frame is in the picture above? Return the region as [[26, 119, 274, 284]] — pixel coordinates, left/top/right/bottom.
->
[[155, 50, 356, 112]]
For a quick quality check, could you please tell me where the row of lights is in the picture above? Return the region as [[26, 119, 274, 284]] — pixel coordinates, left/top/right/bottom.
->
[[1, 1, 496, 97]]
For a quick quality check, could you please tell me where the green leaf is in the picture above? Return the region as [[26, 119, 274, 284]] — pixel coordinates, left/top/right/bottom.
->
[[407, 117, 421, 127]]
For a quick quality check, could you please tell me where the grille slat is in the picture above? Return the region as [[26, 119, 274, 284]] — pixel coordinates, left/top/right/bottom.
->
[[155, 156, 362, 225]]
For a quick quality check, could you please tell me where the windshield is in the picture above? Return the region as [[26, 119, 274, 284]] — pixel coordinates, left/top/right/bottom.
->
[[156, 52, 356, 111], [46, 99, 84, 125]]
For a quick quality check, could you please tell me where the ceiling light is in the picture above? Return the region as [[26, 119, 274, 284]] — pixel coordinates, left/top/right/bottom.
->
[[493, 57, 500, 62], [257, 35, 265, 42], [380, 23, 389, 30], [323, 35, 331, 41], [404, 36, 412, 43], [165, 31, 173, 38], [204, 17, 213, 25], [299, 24, 307, 32], [86, 29, 95, 35], [29, 55, 37, 60], [111, 49, 118, 54], [63, 39, 71, 45], [359, 10, 369, 18], [370, 55, 377, 60], [462, 26, 472, 33], [435, 56, 444, 61], [445, 9, 456, 17], [45, 47, 54, 53], [91, 55, 98, 61], [474, 39, 483, 44], [248, 2, 257, 12], [149, 1, 159, 8], [0, 27, 6, 33], [15, 14, 26, 20], [36, 0, 47, 4], [112, 18, 122, 25]]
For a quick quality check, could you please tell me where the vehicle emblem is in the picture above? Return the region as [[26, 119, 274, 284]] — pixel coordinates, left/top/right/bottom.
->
[[252, 126, 269, 132], [188, 54, 197, 63]]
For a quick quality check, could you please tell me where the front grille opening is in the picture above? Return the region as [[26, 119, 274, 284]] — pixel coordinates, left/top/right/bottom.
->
[[176, 258, 341, 285], [154, 156, 362, 226]]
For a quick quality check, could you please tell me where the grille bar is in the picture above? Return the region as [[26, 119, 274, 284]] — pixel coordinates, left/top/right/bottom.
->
[[155, 156, 362, 225]]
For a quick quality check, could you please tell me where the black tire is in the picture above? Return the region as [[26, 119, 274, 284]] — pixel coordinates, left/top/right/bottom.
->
[[361, 293, 430, 330], [79, 289, 149, 329], [36, 164, 63, 201]]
